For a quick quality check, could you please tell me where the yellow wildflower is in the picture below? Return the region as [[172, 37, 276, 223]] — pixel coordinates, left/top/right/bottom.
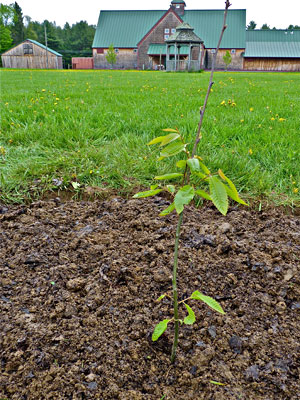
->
[[249, 107, 254, 112], [279, 118, 286, 122], [89, 170, 93, 174], [231, 102, 236, 107], [220, 100, 226, 105], [271, 117, 275, 121], [293, 188, 298, 194], [248, 149, 253, 155], [240, 119, 244, 123]]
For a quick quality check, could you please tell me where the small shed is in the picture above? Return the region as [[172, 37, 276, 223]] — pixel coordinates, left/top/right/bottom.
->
[[72, 57, 94, 69], [1, 39, 63, 69]]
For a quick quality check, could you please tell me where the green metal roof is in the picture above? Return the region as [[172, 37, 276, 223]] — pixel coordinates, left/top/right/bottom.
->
[[171, 1, 186, 4], [182, 10, 246, 48], [92, 10, 165, 48], [244, 30, 300, 58], [92, 9, 246, 49], [166, 22, 204, 43], [27, 39, 62, 56], [147, 43, 189, 55]]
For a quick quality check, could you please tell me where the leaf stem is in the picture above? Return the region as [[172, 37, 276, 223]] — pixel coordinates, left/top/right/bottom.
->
[[171, 211, 184, 363]]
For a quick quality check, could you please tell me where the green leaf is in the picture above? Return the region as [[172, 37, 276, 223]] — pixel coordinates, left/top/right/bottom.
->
[[225, 186, 248, 206], [219, 169, 248, 206], [176, 160, 187, 169], [194, 171, 207, 179], [162, 128, 178, 133], [187, 158, 201, 172], [183, 303, 196, 325], [154, 173, 183, 181], [150, 184, 158, 190], [152, 319, 170, 341], [191, 290, 225, 314], [209, 176, 228, 216], [195, 189, 212, 201], [148, 136, 165, 145], [199, 162, 211, 175], [133, 189, 162, 198], [160, 141, 186, 159], [72, 182, 80, 189], [160, 133, 180, 147], [156, 294, 166, 302], [160, 202, 175, 216], [209, 380, 226, 386], [166, 185, 176, 194], [174, 185, 195, 214]]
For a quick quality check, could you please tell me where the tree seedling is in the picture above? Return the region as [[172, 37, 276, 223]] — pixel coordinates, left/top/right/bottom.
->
[[134, 0, 246, 363], [105, 43, 117, 69], [223, 50, 232, 71]]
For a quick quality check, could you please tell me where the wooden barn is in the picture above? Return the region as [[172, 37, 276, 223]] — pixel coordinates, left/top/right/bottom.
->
[[92, 0, 246, 71], [244, 30, 300, 71], [1, 39, 63, 69]]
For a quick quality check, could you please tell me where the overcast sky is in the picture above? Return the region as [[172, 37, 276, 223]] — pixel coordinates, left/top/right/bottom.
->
[[2, 0, 299, 29]]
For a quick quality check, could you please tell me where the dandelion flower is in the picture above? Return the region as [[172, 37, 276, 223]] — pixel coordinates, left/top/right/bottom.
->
[[249, 107, 254, 112], [248, 149, 253, 155], [293, 188, 298, 194]]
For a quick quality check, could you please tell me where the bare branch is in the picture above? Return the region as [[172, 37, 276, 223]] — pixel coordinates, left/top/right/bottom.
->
[[191, 0, 232, 158]]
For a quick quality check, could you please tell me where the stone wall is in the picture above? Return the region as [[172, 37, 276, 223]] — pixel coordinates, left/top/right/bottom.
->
[[93, 48, 138, 69], [137, 10, 182, 69]]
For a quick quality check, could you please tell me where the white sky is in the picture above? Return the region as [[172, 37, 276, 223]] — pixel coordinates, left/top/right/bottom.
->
[[2, 0, 299, 29]]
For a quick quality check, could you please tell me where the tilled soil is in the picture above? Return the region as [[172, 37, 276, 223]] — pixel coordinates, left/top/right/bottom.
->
[[0, 197, 299, 400]]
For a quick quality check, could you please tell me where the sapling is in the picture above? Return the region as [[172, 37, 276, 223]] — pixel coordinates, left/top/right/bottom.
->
[[134, 0, 246, 363]]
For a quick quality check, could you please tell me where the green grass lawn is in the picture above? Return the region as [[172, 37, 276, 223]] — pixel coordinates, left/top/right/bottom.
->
[[0, 69, 299, 205]]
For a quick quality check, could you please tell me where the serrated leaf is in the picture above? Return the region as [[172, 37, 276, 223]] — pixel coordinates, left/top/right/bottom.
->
[[148, 136, 165, 145], [162, 128, 178, 133], [166, 185, 176, 194], [176, 160, 187, 169], [154, 173, 183, 180], [174, 185, 195, 214], [183, 303, 196, 325], [199, 162, 211, 175], [156, 294, 166, 302], [133, 189, 162, 198], [160, 141, 186, 159], [195, 189, 212, 201], [209, 176, 228, 216], [218, 170, 248, 206], [225, 186, 248, 205], [187, 158, 201, 172], [191, 290, 225, 314], [160, 202, 175, 216], [160, 133, 180, 147], [152, 319, 170, 341]]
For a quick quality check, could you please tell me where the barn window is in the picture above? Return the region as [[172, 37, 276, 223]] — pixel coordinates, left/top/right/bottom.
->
[[115, 49, 119, 53], [24, 43, 33, 54], [211, 49, 216, 54], [97, 48, 104, 54], [165, 28, 170, 33], [231, 49, 236, 54], [164, 35, 169, 40], [171, 28, 176, 34], [133, 49, 137, 53]]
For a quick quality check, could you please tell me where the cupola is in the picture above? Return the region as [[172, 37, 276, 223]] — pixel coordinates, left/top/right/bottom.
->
[[170, 1, 186, 16]]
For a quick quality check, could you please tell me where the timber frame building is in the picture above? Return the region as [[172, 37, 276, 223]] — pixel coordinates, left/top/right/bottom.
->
[[92, 0, 300, 71]]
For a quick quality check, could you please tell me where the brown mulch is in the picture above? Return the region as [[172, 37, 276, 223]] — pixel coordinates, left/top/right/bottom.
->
[[0, 197, 299, 400]]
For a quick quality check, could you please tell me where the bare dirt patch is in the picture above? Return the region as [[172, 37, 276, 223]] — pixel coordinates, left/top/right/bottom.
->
[[1, 198, 299, 399]]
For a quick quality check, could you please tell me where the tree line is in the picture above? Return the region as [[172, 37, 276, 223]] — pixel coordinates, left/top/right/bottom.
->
[[0, 2, 95, 66], [247, 20, 300, 30]]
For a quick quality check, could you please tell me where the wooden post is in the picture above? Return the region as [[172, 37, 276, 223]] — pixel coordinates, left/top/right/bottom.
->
[[44, 24, 49, 69]]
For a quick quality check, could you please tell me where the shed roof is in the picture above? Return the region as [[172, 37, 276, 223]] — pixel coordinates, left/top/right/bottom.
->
[[1, 39, 62, 57], [148, 43, 189, 55], [244, 30, 300, 58], [92, 9, 246, 49], [166, 22, 203, 43]]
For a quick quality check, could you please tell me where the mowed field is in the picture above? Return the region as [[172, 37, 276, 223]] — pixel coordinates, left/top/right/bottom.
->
[[0, 69, 299, 204]]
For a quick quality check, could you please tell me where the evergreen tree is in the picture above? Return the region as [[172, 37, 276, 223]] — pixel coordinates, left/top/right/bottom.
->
[[261, 23, 271, 30], [247, 20, 257, 30], [11, 2, 24, 44]]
